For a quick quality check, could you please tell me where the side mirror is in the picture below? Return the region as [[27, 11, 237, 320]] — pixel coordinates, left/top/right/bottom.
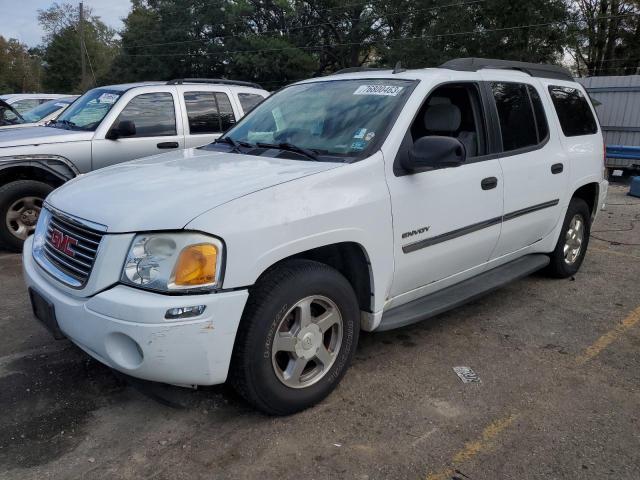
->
[[401, 136, 466, 172], [106, 120, 136, 140]]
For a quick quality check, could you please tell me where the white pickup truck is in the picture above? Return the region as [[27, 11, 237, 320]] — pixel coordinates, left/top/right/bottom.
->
[[23, 58, 607, 415]]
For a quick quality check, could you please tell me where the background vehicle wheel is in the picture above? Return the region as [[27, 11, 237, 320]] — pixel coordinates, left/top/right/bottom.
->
[[0, 180, 54, 252], [546, 197, 591, 278], [230, 259, 360, 415]]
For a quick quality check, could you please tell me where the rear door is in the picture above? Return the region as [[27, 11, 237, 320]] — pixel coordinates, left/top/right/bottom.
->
[[179, 87, 241, 149], [480, 75, 569, 258], [91, 87, 185, 170]]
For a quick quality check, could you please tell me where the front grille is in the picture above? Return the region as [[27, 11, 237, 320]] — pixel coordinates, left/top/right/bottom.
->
[[43, 211, 104, 286]]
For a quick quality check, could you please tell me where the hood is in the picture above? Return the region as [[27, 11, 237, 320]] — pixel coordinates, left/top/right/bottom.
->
[[0, 100, 24, 126], [0, 125, 92, 148], [47, 148, 342, 232]]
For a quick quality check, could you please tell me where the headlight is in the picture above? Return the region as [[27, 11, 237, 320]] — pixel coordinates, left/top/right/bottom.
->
[[121, 232, 223, 293]]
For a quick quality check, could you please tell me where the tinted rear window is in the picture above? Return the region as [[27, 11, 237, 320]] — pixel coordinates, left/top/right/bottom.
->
[[548, 86, 598, 137]]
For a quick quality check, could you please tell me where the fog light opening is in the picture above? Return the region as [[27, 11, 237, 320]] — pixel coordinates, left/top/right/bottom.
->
[[165, 305, 206, 320]]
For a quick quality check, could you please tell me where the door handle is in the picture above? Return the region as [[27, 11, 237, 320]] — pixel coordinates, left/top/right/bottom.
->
[[551, 163, 564, 174], [481, 177, 498, 190], [157, 142, 179, 149]]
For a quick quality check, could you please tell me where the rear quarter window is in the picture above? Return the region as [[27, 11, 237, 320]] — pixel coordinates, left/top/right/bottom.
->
[[238, 93, 265, 114], [548, 86, 598, 137]]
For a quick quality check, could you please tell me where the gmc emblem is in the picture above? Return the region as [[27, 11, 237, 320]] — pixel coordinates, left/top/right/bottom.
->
[[50, 228, 78, 257]]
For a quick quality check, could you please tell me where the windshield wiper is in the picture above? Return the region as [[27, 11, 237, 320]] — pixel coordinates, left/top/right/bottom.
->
[[48, 119, 78, 130], [215, 137, 254, 153], [256, 142, 319, 161]]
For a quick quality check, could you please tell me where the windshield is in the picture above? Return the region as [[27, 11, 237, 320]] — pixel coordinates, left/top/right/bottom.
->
[[22, 98, 73, 123], [221, 79, 414, 160], [53, 89, 121, 130]]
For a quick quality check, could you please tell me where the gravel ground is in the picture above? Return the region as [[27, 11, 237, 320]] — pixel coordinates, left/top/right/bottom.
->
[[1, 182, 639, 480]]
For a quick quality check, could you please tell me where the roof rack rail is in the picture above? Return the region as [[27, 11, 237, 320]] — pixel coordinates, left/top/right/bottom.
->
[[167, 78, 263, 89], [333, 67, 388, 75], [440, 58, 573, 82]]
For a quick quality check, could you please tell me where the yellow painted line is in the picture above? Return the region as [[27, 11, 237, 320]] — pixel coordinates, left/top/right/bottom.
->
[[576, 305, 640, 366], [590, 247, 640, 261], [425, 414, 518, 480]]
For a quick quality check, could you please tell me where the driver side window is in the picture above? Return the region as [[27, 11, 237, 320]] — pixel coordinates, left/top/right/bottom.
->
[[113, 93, 177, 138], [411, 83, 485, 158]]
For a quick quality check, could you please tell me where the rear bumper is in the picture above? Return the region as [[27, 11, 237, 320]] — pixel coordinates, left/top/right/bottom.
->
[[23, 236, 249, 386]]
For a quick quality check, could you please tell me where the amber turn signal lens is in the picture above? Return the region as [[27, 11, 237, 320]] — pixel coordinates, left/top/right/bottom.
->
[[173, 244, 217, 286]]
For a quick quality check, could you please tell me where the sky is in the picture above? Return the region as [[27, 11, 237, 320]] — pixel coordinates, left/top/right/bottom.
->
[[0, 0, 131, 46]]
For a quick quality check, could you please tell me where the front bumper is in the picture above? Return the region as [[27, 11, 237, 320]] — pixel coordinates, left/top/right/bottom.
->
[[23, 236, 249, 386]]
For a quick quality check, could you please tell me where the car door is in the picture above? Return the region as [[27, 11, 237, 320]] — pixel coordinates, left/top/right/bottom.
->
[[180, 87, 240, 149], [91, 88, 185, 170], [479, 75, 569, 259], [385, 81, 504, 305]]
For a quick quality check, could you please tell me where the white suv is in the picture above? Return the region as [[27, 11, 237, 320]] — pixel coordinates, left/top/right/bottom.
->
[[23, 58, 608, 415]]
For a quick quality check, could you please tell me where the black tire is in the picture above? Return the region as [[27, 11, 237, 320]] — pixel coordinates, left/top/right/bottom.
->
[[230, 259, 360, 415], [546, 197, 591, 278], [0, 180, 54, 252]]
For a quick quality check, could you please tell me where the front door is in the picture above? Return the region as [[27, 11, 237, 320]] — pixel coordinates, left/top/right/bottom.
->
[[386, 82, 504, 301], [91, 90, 185, 170]]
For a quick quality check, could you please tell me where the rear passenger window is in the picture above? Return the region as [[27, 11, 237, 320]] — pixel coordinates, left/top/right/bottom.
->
[[491, 83, 538, 152], [115, 92, 176, 137], [548, 86, 598, 137], [184, 92, 236, 134], [238, 93, 264, 113]]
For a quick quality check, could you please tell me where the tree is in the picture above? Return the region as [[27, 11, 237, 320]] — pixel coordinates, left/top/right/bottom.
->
[[0, 37, 44, 93], [38, 2, 119, 92], [566, 0, 640, 76]]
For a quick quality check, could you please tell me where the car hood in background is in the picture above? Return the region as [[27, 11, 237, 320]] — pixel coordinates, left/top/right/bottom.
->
[[47, 148, 342, 232], [0, 126, 92, 148]]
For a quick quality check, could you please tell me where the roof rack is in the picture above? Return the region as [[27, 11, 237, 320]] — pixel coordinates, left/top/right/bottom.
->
[[333, 67, 388, 75], [167, 78, 263, 89], [440, 58, 573, 82]]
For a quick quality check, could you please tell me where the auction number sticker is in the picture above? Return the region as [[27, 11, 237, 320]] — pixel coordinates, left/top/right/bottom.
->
[[354, 85, 404, 96]]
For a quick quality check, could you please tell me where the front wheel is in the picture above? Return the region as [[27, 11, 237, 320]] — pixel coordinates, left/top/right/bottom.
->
[[546, 197, 591, 278], [0, 180, 54, 252], [230, 259, 360, 415]]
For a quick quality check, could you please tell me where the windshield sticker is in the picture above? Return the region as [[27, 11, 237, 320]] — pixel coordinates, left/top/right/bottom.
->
[[351, 140, 367, 151], [364, 131, 375, 141], [353, 128, 367, 139], [354, 85, 404, 96], [98, 93, 119, 104]]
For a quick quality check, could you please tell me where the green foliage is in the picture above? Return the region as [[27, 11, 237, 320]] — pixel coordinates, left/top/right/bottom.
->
[[7, 0, 640, 93], [38, 2, 118, 93], [0, 37, 44, 93]]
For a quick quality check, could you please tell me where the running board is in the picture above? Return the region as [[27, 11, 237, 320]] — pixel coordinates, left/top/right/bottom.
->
[[377, 254, 550, 332]]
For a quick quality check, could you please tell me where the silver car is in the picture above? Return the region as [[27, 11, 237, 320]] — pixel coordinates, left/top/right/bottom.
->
[[0, 79, 268, 251]]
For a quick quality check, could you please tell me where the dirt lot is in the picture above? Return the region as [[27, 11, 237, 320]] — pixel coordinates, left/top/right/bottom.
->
[[1, 183, 639, 480]]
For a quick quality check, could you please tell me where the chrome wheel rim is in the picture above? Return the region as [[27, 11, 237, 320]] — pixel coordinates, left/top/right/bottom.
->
[[5, 196, 43, 240], [271, 295, 343, 389], [563, 214, 584, 265]]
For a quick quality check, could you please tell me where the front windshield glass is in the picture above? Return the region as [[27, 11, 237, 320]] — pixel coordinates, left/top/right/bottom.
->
[[53, 89, 122, 130], [22, 99, 72, 123], [223, 79, 414, 160]]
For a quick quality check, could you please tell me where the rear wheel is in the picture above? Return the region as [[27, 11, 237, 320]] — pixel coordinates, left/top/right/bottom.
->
[[546, 197, 591, 278], [230, 259, 360, 415], [0, 180, 54, 252]]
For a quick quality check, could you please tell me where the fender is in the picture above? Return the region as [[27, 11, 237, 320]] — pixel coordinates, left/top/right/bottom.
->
[[0, 155, 79, 182]]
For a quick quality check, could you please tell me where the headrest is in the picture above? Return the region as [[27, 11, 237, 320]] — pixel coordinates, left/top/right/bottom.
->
[[424, 103, 461, 133]]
